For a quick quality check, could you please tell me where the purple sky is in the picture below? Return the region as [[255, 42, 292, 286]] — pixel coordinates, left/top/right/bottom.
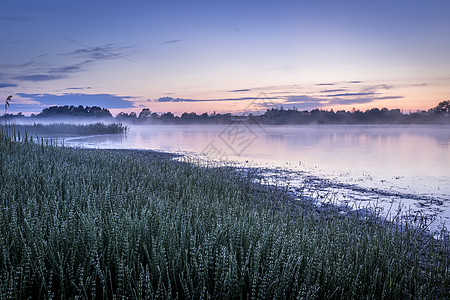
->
[[1, 0, 449, 115]]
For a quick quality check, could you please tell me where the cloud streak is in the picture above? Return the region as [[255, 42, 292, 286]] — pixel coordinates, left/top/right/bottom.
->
[[70, 45, 134, 62], [15, 74, 65, 82], [4, 39, 134, 84], [61, 36, 135, 62], [0, 83, 18, 88], [66, 87, 92, 90], [320, 89, 347, 93], [373, 96, 404, 100], [285, 95, 326, 103], [281, 91, 405, 110], [17, 93, 136, 109], [329, 98, 374, 105], [152, 83, 406, 112], [161, 37, 193, 45], [228, 89, 251, 93], [326, 92, 380, 97], [154, 96, 278, 103], [11, 60, 92, 82]]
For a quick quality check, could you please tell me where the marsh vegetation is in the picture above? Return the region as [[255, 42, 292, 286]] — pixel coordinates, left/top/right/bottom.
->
[[8, 122, 128, 137]]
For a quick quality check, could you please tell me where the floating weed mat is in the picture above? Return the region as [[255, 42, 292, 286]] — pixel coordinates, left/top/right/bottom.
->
[[0, 132, 449, 299]]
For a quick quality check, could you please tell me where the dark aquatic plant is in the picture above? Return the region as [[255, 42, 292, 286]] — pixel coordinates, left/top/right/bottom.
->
[[3, 95, 12, 129], [4, 95, 12, 112], [12, 122, 128, 136]]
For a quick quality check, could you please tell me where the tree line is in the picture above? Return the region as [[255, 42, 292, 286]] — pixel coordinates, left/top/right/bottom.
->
[[2, 101, 450, 124]]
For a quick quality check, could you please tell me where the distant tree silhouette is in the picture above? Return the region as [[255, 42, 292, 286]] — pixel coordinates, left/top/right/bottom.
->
[[432, 100, 450, 115], [116, 112, 137, 121], [138, 108, 152, 119], [4, 101, 449, 124], [160, 112, 175, 120], [38, 105, 113, 118]]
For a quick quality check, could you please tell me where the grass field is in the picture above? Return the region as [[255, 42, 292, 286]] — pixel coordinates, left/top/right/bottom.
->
[[0, 130, 449, 299]]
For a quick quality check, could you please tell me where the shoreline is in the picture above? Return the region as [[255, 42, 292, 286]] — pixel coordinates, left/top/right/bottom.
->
[[109, 147, 449, 236], [60, 123, 450, 233], [19, 128, 450, 235]]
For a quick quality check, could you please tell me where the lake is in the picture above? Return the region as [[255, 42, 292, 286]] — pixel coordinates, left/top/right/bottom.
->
[[65, 124, 450, 232]]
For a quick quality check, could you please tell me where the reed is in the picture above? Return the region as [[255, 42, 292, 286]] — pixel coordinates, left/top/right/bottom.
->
[[6, 122, 128, 137]]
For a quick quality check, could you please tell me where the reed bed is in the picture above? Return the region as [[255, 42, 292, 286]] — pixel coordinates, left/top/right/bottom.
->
[[4, 122, 128, 137], [0, 131, 448, 299]]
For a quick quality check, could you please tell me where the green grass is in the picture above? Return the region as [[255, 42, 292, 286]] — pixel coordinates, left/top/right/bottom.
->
[[5, 122, 128, 137], [0, 131, 449, 299]]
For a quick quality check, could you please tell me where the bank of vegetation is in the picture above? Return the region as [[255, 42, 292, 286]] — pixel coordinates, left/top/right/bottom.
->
[[5, 122, 128, 137], [0, 130, 449, 299]]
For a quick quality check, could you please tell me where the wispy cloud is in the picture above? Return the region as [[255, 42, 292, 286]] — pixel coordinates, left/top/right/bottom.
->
[[329, 98, 374, 105], [362, 84, 393, 93], [60, 35, 135, 62], [326, 92, 380, 97], [276, 95, 325, 110], [228, 89, 251, 93], [17, 93, 136, 109], [161, 37, 193, 45], [11, 60, 91, 82], [280, 96, 371, 110], [373, 96, 404, 100], [15, 74, 65, 82], [155, 97, 198, 102], [152, 79, 406, 111], [0, 83, 18, 88], [285, 95, 325, 103], [53, 59, 96, 74], [69, 45, 134, 62], [66, 87, 92, 90], [21, 61, 36, 68], [4, 37, 135, 84], [1, 54, 49, 69], [280, 90, 405, 110], [154, 96, 277, 103], [320, 89, 347, 93]]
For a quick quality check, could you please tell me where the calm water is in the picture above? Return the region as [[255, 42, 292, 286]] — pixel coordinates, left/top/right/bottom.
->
[[65, 124, 450, 231]]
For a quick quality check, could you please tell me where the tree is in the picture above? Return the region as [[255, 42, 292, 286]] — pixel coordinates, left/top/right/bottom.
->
[[38, 105, 113, 118], [138, 108, 152, 119], [433, 100, 450, 115], [116, 112, 137, 120], [160, 112, 174, 120]]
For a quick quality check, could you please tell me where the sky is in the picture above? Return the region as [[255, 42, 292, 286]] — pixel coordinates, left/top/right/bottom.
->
[[1, 0, 449, 116]]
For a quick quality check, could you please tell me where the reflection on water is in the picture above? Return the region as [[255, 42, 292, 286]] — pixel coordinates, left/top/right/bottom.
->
[[66, 124, 450, 230]]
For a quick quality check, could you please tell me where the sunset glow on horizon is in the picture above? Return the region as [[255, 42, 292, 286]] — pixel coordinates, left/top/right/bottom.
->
[[1, 0, 449, 116]]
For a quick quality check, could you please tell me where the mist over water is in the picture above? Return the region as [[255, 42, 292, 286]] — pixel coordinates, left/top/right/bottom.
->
[[12, 117, 118, 125], [66, 124, 450, 231]]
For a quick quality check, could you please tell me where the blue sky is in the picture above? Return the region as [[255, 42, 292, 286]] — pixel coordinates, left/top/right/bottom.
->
[[1, 0, 449, 115]]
